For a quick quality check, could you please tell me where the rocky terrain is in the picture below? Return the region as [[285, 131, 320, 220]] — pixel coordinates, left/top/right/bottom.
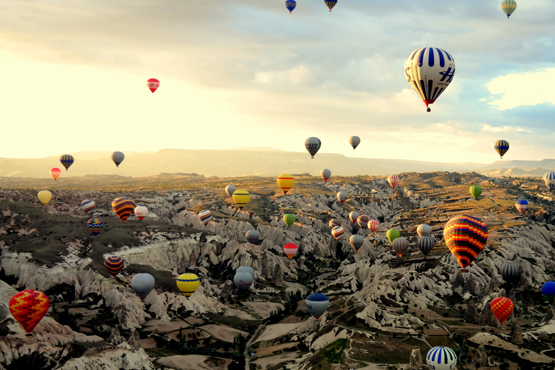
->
[[2, 172, 555, 370]]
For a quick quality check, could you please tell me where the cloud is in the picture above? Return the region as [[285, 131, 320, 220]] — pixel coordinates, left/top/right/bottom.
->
[[481, 125, 531, 133]]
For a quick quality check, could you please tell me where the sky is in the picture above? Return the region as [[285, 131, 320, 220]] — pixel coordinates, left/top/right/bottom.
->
[[0, 0, 554, 164]]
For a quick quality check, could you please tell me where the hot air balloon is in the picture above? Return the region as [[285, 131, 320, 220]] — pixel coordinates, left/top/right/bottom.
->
[[426, 347, 457, 370], [501, 263, 520, 283], [277, 174, 295, 194], [38, 190, 52, 205], [501, 0, 517, 18], [542, 282, 555, 302], [349, 212, 360, 224], [418, 236, 435, 257], [405, 47, 455, 112], [284, 214, 295, 226], [9, 290, 50, 333], [417, 224, 432, 237], [386, 229, 400, 242], [444, 215, 488, 269], [350, 235, 364, 252], [285, 0, 296, 13], [237, 266, 255, 278], [131, 273, 155, 301], [112, 151, 125, 167], [50, 168, 61, 181], [329, 219, 342, 228], [324, 0, 337, 12], [515, 199, 528, 214], [87, 218, 104, 236], [349, 136, 360, 150], [337, 191, 347, 203], [357, 215, 370, 228], [491, 297, 514, 324], [177, 273, 200, 297], [234, 271, 253, 290], [147, 78, 160, 93], [494, 140, 509, 159], [246, 230, 261, 244], [233, 190, 250, 208], [368, 219, 380, 233], [80, 199, 95, 214], [199, 210, 213, 225], [469, 185, 482, 200], [112, 198, 136, 223], [306, 293, 329, 318], [392, 237, 409, 257], [305, 137, 321, 159], [331, 226, 344, 240], [60, 154, 74, 171], [104, 256, 124, 277], [135, 206, 148, 220], [225, 185, 236, 197], [388, 174, 399, 189], [321, 169, 331, 182], [284, 243, 298, 259], [544, 172, 555, 191]]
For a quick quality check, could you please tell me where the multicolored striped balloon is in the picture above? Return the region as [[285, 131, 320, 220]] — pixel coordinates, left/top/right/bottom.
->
[[494, 140, 509, 159], [80, 199, 96, 214], [104, 256, 124, 277], [9, 289, 50, 333], [111, 198, 136, 223], [199, 210, 213, 225], [444, 215, 488, 269], [50, 168, 61, 181], [490, 297, 513, 324], [426, 346, 457, 370], [285, 0, 296, 13], [59, 154, 74, 171], [87, 218, 104, 236], [331, 226, 344, 240]]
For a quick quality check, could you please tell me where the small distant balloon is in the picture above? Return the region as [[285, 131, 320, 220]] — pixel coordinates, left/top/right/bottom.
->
[[237, 266, 255, 278], [542, 281, 555, 302], [501, 263, 520, 283], [329, 219, 342, 228], [87, 218, 104, 236], [392, 237, 409, 257], [246, 230, 261, 244], [324, 0, 337, 12], [285, 0, 296, 13], [368, 219, 379, 233], [306, 293, 329, 318], [60, 154, 74, 171], [305, 137, 321, 159], [418, 236, 435, 257], [501, 0, 517, 19], [147, 78, 160, 93], [131, 273, 155, 301], [494, 140, 509, 159], [50, 168, 61, 181], [225, 185, 236, 197], [349, 136, 360, 150], [283, 243, 298, 259], [388, 174, 399, 189], [199, 210, 213, 225], [112, 198, 136, 223], [357, 215, 370, 228], [233, 190, 250, 209], [81, 199, 95, 214], [490, 297, 513, 324], [234, 271, 253, 290], [112, 151, 125, 167], [386, 229, 400, 242], [350, 235, 364, 252], [331, 226, 344, 240], [337, 191, 347, 204], [283, 214, 295, 226], [135, 206, 148, 220], [177, 273, 200, 297], [38, 190, 52, 205], [469, 185, 482, 200], [417, 224, 432, 237], [277, 174, 295, 194], [104, 256, 124, 277], [321, 169, 331, 182], [515, 199, 528, 214], [349, 211, 359, 224]]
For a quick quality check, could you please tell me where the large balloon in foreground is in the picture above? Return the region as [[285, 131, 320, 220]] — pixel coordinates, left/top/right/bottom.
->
[[81, 199, 95, 214], [494, 140, 509, 159], [306, 293, 329, 319], [349, 136, 360, 150], [305, 137, 321, 159], [283, 243, 298, 259], [60, 154, 74, 171], [283, 214, 295, 226], [501, 0, 517, 18], [233, 190, 250, 208], [234, 272, 253, 290], [357, 215, 370, 228], [368, 219, 379, 233], [349, 212, 359, 224], [237, 266, 255, 278], [337, 191, 347, 204], [418, 236, 435, 257], [104, 256, 124, 277], [321, 169, 331, 182], [515, 199, 528, 214], [542, 281, 555, 302], [544, 172, 555, 191], [147, 78, 160, 93], [444, 215, 488, 269], [404, 47, 455, 112], [386, 229, 400, 242], [388, 174, 399, 189], [469, 185, 482, 200], [131, 273, 155, 301], [50, 168, 61, 181], [38, 190, 52, 205], [135, 206, 148, 220], [9, 290, 50, 333], [199, 210, 213, 225], [225, 185, 236, 197], [246, 230, 261, 244], [501, 263, 519, 283], [177, 273, 200, 297], [285, 0, 296, 13], [392, 237, 409, 257], [417, 224, 432, 237], [277, 174, 295, 194], [426, 347, 457, 370], [350, 235, 364, 252], [324, 0, 337, 12], [112, 198, 136, 223], [87, 218, 104, 236], [112, 151, 125, 167], [491, 297, 513, 324]]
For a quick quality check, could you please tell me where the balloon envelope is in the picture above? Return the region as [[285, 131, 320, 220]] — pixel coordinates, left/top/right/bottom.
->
[[501, 263, 519, 283], [306, 293, 329, 318], [542, 281, 555, 302], [237, 266, 255, 278], [386, 229, 400, 242], [349, 136, 360, 149], [349, 212, 359, 224], [283, 214, 295, 226], [417, 224, 431, 237], [9, 290, 50, 333], [490, 297, 513, 324], [544, 172, 555, 191], [494, 140, 509, 159], [177, 273, 200, 297], [331, 226, 344, 240], [357, 215, 370, 228], [418, 236, 435, 257], [515, 199, 528, 214], [135, 206, 148, 220], [388, 174, 399, 189], [234, 272, 253, 290], [50, 168, 61, 181], [285, 0, 296, 13], [147, 78, 160, 93], [320, 169, 331, 182], [368, 219, 379, 233], [60, 154, 74, 171], [277, 174, 295, 194], [81, 199, 95, 214], [350, 235, 364, 252], [131, 273, 155, 300], [469, 185, 482, 200], [112, 198, 136, 223], [329, 219, 342, 228], [246, 230, 261, 244], [392, 237, 409, 257], [501, 0, 517, 18], [112, 151, 125, 167], [199, 210, 213, 225], [324, 0, 337, 11], [38, 190, 52, 205], [426, 347, 457, 370], [104, 256, 124, 277], [233, 190, 250, 208], [87, 218, 104, 236], [225, 185, 236, 197], [283, 243, 298, 259], [337, 191, 347, 203], [444, 215, 488, 269], [305, 137, 321, 158]]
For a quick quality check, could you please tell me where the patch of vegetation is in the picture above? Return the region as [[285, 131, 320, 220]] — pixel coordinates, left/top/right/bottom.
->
[[322, 339, 348, 363]]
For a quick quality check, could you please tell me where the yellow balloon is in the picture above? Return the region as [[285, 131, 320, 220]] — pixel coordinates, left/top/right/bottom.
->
[[176, 273, 200, 297], [38, 190, 52, 205], [277, 174, 295, 194], [232, 190, 250, 209]]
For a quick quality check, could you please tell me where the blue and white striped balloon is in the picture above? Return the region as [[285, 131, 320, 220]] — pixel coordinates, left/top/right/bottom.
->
[[515, 199, 528, 214], [426, 346, 457, 370], [544, 172, 555, 191]]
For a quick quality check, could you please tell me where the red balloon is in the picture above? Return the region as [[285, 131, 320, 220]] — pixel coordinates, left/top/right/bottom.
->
[[9, 290, 50, 333], [147, 78, 160, 93], [50, 168, 61, 181], [490, 297, 513, 324]]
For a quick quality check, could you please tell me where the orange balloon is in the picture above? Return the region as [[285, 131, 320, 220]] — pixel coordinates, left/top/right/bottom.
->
[[9, 290, 50, 333], [50, 168, 61, 181]]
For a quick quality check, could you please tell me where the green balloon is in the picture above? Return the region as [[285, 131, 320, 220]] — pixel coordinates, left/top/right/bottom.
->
[[386, 229, 400, 243], [283, 214, 295, 226], [469, 185, 482, 200]]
